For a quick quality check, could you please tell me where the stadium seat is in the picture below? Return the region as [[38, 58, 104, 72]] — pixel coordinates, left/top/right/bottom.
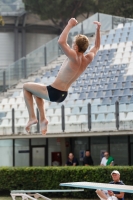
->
[[71, 107, 80, 115], [123, 88, 132, 96], [113, 89, 122, 97], [116, 82, 123, 89], [119, 96, 130, 104], [105, 113, 115, 122], [77, 115, 87, 123], [2, 104, 11, 111], [34, 77, 41, 83], [130, 95, 133, 103], [18, 103, 26, 110], [21, 110, 28, 118], [74, 100, 84, 107], [96, 114, 106, 122], [108, 105, 115, 113], [87, 91, 96, 99], [1, 98, 8, 105], [69, 93, 79, 100], [92, 98, 101, 105], [119, 104, 127, 112], [65, 100, 75, 107], [0, 119, 11, 128], [65, 108, 71, 115], [105, 90, 112, 98], [102, 97, 111, 105], [127, 104, 133, 112], [119, 112, 126, 121], [8, 98, 16, 105], [125, 112, 133, 121], [16, 118, 26, 127], [96, 91, 104, 98], [50, 116, 61, 124], [107, 83, 114, 90], [111, 97, 119, 104], [47, 108, 54, 116], [79, 92, 87, 100], [12, 91, 20, 97], [54, 108, 62, 116], [66, 115, 77, 124], [0, 112, 6, 118], [80, 106, 87, 114], [98, 105, 108, 114]]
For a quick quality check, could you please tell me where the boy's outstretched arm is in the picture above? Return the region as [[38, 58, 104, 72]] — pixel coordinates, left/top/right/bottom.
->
[[86, 21, 101, 62], [58, 18, 78, 60]]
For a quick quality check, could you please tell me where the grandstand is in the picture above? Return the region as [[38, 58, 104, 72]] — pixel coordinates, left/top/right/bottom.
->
[[0, 13, 133, 167]]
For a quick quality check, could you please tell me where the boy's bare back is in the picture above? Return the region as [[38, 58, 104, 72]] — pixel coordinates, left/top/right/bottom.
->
[[52, 18, 101, 91]]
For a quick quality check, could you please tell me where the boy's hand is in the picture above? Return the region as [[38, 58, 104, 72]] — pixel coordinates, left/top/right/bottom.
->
[[93, 21, 101, 29], [68, 18, 78, 27]]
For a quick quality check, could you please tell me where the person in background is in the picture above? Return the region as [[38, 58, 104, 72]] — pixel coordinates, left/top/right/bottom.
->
[[65, 153, 79, 166], [83, 150, 93, 166], [96, 170, 124, 200], [100, 151, 114, 166]]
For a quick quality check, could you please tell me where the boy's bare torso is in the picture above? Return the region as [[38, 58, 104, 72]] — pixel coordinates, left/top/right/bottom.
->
[[51, 54, 90, 91]]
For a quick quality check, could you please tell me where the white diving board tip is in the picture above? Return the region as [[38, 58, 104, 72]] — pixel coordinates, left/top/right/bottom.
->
[[59, 182, 133, 193]]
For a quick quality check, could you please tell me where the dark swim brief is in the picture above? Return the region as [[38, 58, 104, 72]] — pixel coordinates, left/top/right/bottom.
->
[[46, 85, 68, 103]]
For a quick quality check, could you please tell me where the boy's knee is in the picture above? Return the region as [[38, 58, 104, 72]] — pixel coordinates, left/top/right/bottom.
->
[[23, 82, 31, 90]]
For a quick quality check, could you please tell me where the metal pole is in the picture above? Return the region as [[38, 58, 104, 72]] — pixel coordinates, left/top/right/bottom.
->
[[36, 108, 40, 133], [3, 71, 6, 92], [44, 46, 47, 66], [12, 108, 15, 134], [81, 22, 83, 34], [115, 101, 119, 130], [61, 105, 65, 132], [88, 103, 91, 131], [23, 58, 27, 79]]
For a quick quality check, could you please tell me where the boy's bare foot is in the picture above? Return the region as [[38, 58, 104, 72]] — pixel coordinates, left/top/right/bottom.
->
[[40, 119, 48, 135], [25, 118, 38, 133]]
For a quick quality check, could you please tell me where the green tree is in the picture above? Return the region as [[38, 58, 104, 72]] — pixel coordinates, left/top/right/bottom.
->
[[23, 0, 96, 31], [96, 0, 133, 18]]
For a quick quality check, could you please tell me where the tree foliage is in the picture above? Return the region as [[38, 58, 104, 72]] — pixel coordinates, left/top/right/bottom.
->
[[23, 0, 133, 31], [97, 0, 133, 18], [23, 0, 96, 31]]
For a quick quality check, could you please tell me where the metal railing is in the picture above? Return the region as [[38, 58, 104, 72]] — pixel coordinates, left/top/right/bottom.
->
[[9, 101, 132, 135]]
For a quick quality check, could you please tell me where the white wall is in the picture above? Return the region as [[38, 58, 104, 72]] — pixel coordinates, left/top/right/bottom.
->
[[26, 33, 57, 55], [0, 140, 13, 166], [0, 33, 14, 68], [0, 32, 57, 69]]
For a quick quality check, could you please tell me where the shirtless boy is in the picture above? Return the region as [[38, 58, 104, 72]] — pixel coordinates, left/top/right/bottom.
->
[[23, 18, 101, 135]]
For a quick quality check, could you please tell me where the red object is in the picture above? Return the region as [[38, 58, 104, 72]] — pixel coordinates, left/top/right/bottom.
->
[[51, 152, 62, 166]]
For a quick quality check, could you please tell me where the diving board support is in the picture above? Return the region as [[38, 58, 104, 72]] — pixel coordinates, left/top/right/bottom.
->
[[10, 189, 84, 200], [11, 193, 39, 200]]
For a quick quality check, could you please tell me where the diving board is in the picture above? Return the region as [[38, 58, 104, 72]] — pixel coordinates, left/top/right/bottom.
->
[[60, 182, 133, 193], [10, 189, 84, 200]]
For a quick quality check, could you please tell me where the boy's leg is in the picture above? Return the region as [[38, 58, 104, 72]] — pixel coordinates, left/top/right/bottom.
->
[[34, 96, 48, 135], [23, 88, 38, 133], [23, 82, 50, 134]]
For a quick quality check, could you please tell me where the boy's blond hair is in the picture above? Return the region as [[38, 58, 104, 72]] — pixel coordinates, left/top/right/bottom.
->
[[74, 34, 89, 53]]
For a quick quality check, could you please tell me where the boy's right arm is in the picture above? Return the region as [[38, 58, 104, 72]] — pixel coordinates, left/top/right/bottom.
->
[[86, 21, 101, 63], [58, 18, 78, 61]]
